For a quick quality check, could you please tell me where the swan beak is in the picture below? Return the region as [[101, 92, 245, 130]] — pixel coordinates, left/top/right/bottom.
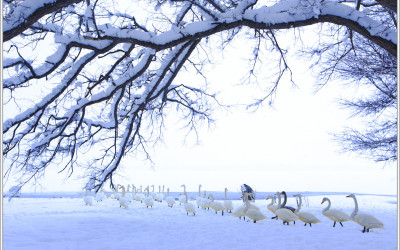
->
[[346, 195, 351, 198], [321, 200, 325, 204]]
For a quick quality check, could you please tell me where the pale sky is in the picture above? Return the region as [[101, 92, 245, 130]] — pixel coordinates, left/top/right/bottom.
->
[[116, 35, 396, 195], [15, 33, 397, 196]]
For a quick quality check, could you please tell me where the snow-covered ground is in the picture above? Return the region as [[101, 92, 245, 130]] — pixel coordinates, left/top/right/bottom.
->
[[3, 192, 397, 250]]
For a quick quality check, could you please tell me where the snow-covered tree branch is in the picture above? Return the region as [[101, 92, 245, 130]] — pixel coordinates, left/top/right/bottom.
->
[[3, 0, 397, 192]]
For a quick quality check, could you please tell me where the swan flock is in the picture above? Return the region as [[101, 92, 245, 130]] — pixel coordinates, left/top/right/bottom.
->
[[82, 186, 384, 233]]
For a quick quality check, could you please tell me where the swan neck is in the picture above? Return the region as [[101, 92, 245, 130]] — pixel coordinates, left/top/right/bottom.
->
[[268, 196, 274, 206], [276, 192, 281, 207], [198, 185, 201, 196], [323, 199, 331, 212], [244, 194, 250, 212], [282, 192, 287, 207], [296, 195, 302, 212], [167, 188, 170, 196], [351, 196, 358, 218], [225, 189, 227, 200], [122, 186, 126, 197], [185, 192, 188, 203]]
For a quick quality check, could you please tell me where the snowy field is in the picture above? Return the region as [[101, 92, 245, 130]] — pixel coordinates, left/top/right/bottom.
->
[[3, 192, 397, 250]]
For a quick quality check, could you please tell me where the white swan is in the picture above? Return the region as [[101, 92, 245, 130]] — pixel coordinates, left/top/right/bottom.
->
[[155, 185, 164, 202], [275, 192, 298, 225], [132, 185, 138, 201], [293, 194, 321, 227], [209, 194, 225, 216], [165, 188, 176, 208], [144, 186, 155, 208], [125, 184, 132, 201], [95, 187, 106, 202], [346, 194, 384, 233], [134, 185, 145, 203], [109, 190, 116, 199], [321, 197, 351, 227], [243, 193, 267, 223], [132, 185, 139, 201], [162, 185, 166, 201], [84, 189, 94, 206], [196, 184, 203, 208], [110, 187, 119, 200], [179, 185, 187, 205], [114, 185, 122, 200], [270, 192, 282, 220], [223, 188, 234, 213], [150, 185, 157, 199], [202, 190, 210, 210], [266, 195, 278, 219], [232, 206, 246, 220], [118, 185, 130, 209], [244, 193, 261, 211], [183, 192, 196, 216], [270, 192, 283, 220], [232, 193, 260, 220]]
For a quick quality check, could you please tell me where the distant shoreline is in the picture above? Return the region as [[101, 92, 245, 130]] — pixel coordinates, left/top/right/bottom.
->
[[4, 191, 396, 200]]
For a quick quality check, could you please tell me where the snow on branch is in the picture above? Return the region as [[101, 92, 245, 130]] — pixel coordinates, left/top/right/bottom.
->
[[87, 0, 396, 56], [3, 0, 84, 42], [2, 0, 397, 190]]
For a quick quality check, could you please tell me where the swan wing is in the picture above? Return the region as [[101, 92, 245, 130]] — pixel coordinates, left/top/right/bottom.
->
[[184, 203, 196, 213], [119, 197, 130, 208], [276, 208, 298, 221], [246, 209, 267, 221], [248, 204, 260, 211], [212, 201, 225, 211], [166, 196, 175, 204], [267, 204, 278, 215], [323, 209, 351, 221], [354, 213, 384, 229], [232, 206, 245, 217], [144, 197, 154, 206], [297, 211, 321, 223], [223, 200, 234, 210]]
